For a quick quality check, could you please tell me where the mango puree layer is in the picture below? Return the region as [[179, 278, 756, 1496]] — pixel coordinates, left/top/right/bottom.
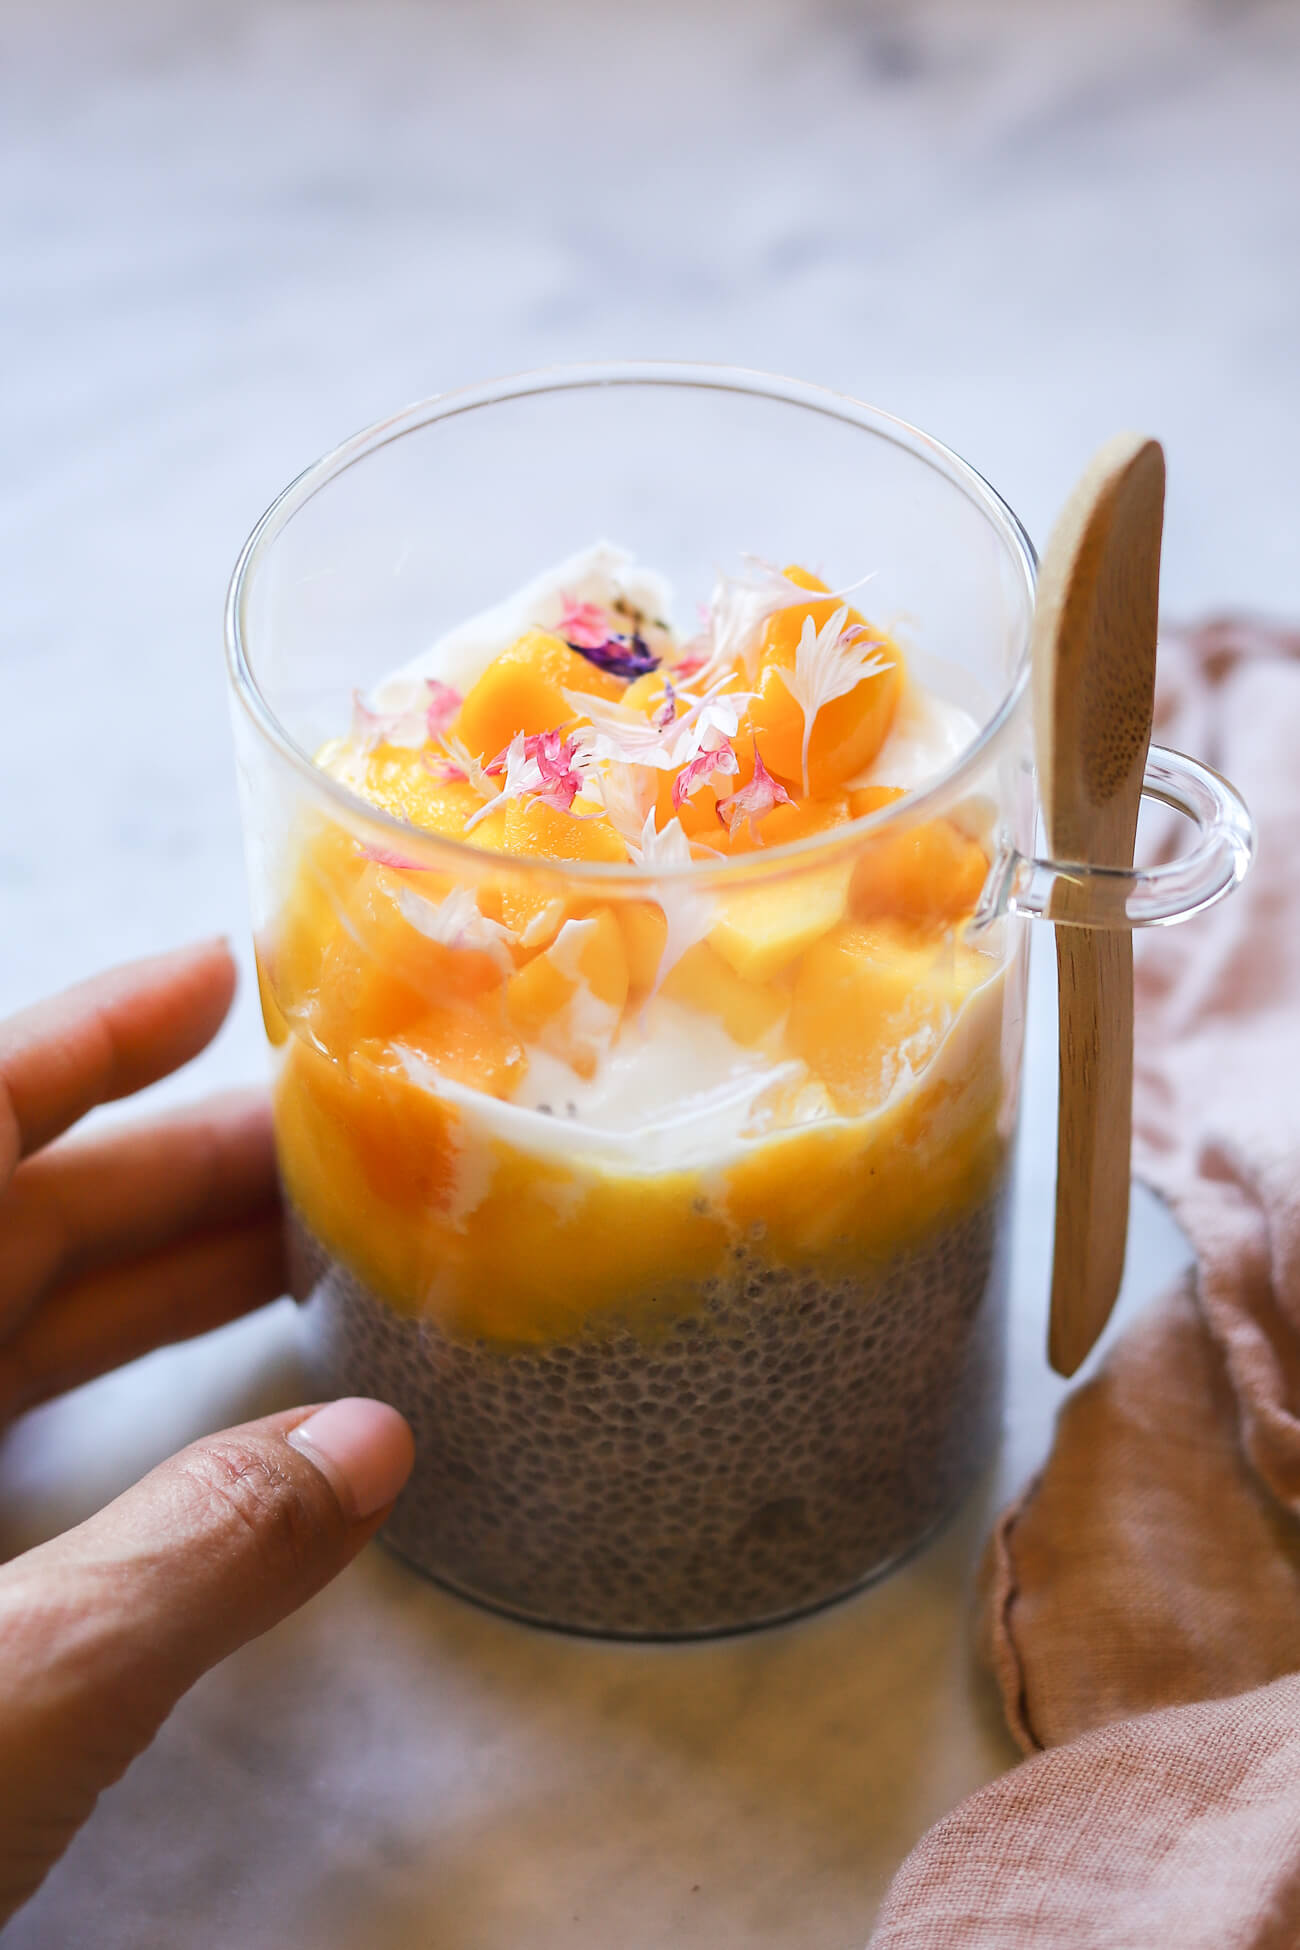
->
[[265, 940, 1010, 1347]]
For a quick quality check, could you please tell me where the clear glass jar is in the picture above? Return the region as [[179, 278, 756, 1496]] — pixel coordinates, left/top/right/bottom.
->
[[225, 365, 1252, 1637]]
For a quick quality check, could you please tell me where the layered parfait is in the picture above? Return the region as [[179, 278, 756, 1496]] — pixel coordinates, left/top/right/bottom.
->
[[260, 545, 1017, 1635]]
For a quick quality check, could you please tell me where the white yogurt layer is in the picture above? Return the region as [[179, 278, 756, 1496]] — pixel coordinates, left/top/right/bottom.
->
[[400, 965, 1007, 1227], [854, 680, 980, 793], [400, 993, 803, 1179], [512, 998, 801, 1142]]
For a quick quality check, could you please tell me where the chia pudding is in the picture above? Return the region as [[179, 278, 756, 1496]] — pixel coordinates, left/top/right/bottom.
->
[[257, 544, 1022, 1636], [292, 1183, 1010, 1636]]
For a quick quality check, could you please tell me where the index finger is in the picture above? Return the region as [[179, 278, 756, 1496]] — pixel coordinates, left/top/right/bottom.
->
[[0, 940, 238, 1184]]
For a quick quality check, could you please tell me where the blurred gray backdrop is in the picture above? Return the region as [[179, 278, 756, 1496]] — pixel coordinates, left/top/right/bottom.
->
[[3, 0, 1298, 1079]]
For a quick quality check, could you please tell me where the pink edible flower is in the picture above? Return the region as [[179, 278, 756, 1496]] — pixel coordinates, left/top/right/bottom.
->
[[423, 751, 468, 782], [530, 736, 590, 814], [572, 669, 754, 777], [424, 679, 462, 738], [423, 734, 496, 798], [497, 728, 590, 813], [671, 734, 739, 812], [716, 744, 794, 844], [359, 844, 427, 871], [673, 649, 710, 680], [555, 594, 660, 679], [351, 680, 462, 753], [556, 595, 611, 650], [652, 679, 678, 730], [350, 691, 392, 751], [672, 609, 713, 680], [486, 728, 580, 785], [534, 727, 581, 781], [467, 728, 593, 829]]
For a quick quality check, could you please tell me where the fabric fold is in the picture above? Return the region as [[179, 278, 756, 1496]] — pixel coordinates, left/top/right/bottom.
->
[[870, 1672, 1300, 1950], [870, 620, 1300, 1943], [988, 619, 1300, 1752]]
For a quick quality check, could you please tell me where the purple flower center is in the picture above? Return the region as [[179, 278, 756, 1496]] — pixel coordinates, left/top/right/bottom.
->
[[565, 632, 661, 680]]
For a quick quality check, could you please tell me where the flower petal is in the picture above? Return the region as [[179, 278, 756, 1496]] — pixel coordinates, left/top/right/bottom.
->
[[671, 736, 739, 811], [716, 744, 794, 844]]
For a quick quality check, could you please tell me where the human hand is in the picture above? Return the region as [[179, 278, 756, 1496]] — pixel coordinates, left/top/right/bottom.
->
[[0, 940, 414, 1923]]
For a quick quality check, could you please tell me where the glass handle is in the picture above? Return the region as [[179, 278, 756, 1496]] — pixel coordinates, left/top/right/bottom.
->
[[976, 745, 1256, 932]]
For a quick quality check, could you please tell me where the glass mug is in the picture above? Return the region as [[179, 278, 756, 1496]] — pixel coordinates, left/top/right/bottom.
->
[[225, 365, 1252, 1637]]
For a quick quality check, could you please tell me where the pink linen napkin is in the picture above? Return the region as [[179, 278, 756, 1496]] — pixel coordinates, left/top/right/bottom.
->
[[870, 619, 1300, 1945]]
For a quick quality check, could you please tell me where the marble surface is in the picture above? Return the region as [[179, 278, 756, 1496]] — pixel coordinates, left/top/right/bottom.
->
[[0, 0, 1295, 1942]]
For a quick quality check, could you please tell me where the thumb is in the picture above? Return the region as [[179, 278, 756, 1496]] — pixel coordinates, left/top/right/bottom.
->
[[0, 1399, 413, 1922]]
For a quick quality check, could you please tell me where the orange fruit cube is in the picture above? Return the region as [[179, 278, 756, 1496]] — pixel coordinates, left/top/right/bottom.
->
[[370, 1000, 526, 1102], [615, 900, 670, 999], [786, 918, 989, 1113], [709, 862, 853, 983], [716, 786, 852, 855], [485, 795, 628, 947], [661, 942, 786, 1046], [506, 910, 630, 1073], [506, 950, 578, 1039], [848, 785, 906, 819], [746, 567, 904, 793], [358, 752, 485, 838], [849, 817, 990, 929], [620, 671, 673, 718], [456, 629, 626, 763]]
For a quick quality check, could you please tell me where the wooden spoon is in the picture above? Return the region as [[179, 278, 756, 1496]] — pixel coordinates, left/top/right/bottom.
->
[[1033, 432, 1166, 1378]]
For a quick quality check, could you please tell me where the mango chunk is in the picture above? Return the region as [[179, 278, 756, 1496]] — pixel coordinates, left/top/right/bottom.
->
[[717, 786, 852, 856], [448, 1150, 730, 1345], [506, 911, 629, 1074], [268, 822, 366, 1023], [500, 795, 628, 868], [320, 866, 508, 1040], [456, 629, 625, 763], [647, 708, 755, 840], [276, 1036, 459, 1219], [848, 785, 906, 819], [554, 908, 630, 1010], [372, 1001, 526, 1102], [261, 819, 513, 1062], [662, 942, 786, 1046], [850, 817, 989, 929], [506, 950, 577, 1040], [620, 671, 674, 718], [616, 900, 669, 999], [746, 567, 904, 793], [709, 863, 853, 983], [485, 794, 630, 947], [271, 1035, 465, 1307], [654, 765, 733, 839], [786, 918, 989, 1113], [358, 751, 486, 838]]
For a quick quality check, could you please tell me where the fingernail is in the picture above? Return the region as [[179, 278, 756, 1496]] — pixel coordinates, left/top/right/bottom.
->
[[287, 1398, 415, 1521]]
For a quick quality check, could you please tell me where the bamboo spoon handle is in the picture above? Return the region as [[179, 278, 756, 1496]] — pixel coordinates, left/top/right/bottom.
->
[[1051, 926, 1134, 1376], [1034, 433, 1166, 1378]]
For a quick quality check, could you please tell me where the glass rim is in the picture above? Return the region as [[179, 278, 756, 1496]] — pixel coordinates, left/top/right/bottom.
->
[[224, 360, 1039, 888]]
